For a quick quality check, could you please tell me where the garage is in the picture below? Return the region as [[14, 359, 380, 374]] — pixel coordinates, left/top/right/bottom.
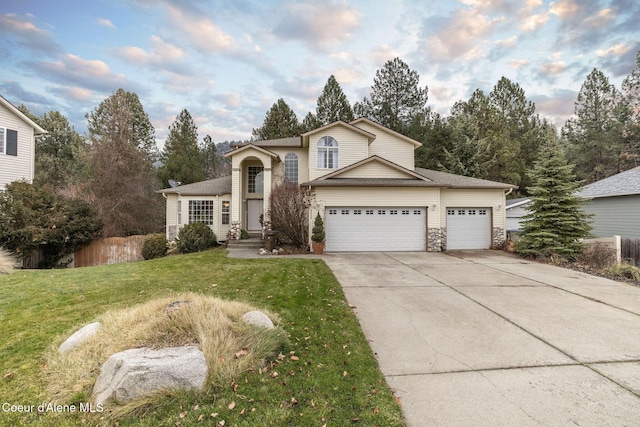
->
[[446, 208, 491, 249], [325, 207, 426, 252]]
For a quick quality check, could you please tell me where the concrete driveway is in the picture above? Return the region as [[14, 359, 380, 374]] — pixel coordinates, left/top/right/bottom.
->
[[323, 251, 640, 426]]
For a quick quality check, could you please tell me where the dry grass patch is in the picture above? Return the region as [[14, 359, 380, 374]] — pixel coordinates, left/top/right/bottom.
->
[[44, 293, 288, 414], [0, 248, 17, 274]]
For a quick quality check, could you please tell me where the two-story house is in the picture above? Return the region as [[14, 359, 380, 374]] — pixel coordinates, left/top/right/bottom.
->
[[159, 118, 517, 252], [0, 95, 46, 191]]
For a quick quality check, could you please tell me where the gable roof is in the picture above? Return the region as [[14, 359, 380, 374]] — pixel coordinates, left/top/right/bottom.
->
[[414, 168, 518, 189], [157, 175, 232, 195], [0, 95, 46, 135], [350, 117, 422, 148], [302, 120, 376, 144], [223, 143, 281, 160], [578, 166, 640, 198], [231, 136, 302, 148], [314, 155, 431, 181]]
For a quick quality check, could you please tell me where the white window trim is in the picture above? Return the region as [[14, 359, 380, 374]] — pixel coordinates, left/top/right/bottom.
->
[[317, 136, 339, 169], [0, 127, 5, 154]]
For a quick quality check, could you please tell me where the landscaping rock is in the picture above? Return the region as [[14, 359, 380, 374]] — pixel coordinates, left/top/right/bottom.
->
[[58, 322, 102, 353], [92, 346, 207, 406], [242, 310, 274, 329]]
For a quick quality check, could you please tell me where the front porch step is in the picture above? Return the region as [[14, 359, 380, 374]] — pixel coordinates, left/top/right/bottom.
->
[[227, 237, 264, 248]]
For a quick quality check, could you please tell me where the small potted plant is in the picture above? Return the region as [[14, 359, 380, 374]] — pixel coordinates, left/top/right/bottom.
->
[[311, 212, 325, 255]]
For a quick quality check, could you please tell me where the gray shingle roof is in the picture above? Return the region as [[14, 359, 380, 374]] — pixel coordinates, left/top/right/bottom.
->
[[414, 168, 518, 189], [157, 175, 232, 195], [578, 166, 640, 198], [232, 136, 302, 148]]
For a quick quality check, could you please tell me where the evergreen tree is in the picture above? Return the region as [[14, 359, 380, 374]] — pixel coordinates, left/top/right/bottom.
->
[[86, 88, 158, 162], [562, 68, 630, 183], [315, 75, 354, 125], [158, 109, 206, 186], [516, 135, 592, 259], [301, 111, 320, 132], [201, 135, 218, 179], [252, 98, 301, 140], [621, 49, 640, 167], [354, 57, 428, 134], [84, 89, 163, 237], [32, 111, 87, 191]]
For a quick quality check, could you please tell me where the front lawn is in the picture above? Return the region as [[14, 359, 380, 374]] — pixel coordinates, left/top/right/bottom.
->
[[0, 249, 404, 426]]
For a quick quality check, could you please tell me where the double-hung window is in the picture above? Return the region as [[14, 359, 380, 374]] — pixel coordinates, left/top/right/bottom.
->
[[317, 136, 338, 169], [0, 128, 5, 154], [222, 200, 230, 225]]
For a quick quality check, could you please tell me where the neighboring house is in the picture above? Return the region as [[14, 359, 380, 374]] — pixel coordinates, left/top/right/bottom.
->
[[506, 198, 531, 233], [0, 95, 46, 191], [159, 118, 517, 251], [578, 166, 640, 240]]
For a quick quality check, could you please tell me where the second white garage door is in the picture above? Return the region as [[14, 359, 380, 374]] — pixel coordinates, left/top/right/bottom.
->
[[325, 207, 426, 252], [447, 208, 491, 250]]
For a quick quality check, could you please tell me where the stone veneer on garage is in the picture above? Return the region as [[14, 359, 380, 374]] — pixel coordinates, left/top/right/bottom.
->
[[428, 227, 447, 252]]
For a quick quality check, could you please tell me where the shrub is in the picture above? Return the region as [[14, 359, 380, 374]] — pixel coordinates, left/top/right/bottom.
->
[[604, 263, 640, 282], [268, 183, 310, 248], [176, 222, 217, 254], [241, 229, 250, 240], [0, 248, 18, 274], [142, 234, 168, 260], [576, 242, 617, 269], [312, 212, 325, 243]]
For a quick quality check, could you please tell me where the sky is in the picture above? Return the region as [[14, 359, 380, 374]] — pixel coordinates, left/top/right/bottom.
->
[[1, 0, 639, 148]]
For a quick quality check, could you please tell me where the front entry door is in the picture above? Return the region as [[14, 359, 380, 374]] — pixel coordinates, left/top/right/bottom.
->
[[247, 199, 264, 231]]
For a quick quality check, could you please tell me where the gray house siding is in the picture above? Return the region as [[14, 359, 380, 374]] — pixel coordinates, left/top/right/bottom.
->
[[583, 195, 640, 240]]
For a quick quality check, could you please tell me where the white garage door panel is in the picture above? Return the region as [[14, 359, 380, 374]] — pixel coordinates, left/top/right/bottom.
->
[[447, 208, 491, 250], [325, 207, 426, 252]]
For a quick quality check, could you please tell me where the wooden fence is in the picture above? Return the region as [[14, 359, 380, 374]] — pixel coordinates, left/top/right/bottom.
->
[[74, 235, 147, 268], [622, 238, 640, 266]]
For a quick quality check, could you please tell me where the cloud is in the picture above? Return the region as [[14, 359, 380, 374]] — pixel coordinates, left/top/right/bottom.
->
[[549, 0, 582, 21], [96, 18, 116, 29], [31, 53, 135, 94], [540, 61, 567, 77], [583, 8, 615, 29], [165, 5, 237, 53], [596, 44, 632, 58], [509, 59, 531, 69], [0, 13, 62, 55], [0, 80, 52, 106], [531, 89, 577, 126], [273, 2, 360, 49], [370, 44, 399, 66], [422, 9, 503, 61], [519, 13, 550, 31], [113, 35, 185, 67]]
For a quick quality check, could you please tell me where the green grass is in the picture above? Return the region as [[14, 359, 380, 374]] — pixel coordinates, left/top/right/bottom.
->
[[0, 249, 404, 426]]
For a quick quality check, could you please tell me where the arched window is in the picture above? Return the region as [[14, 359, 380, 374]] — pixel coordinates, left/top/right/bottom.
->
[[317, 136, 338, 169], [284, 152, 299, 184]]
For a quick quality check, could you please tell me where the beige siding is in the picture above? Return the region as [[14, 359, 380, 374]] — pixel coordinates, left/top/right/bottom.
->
[[440, 189, 507, 229], [336, 161, 415, 179], [169, 195, 231, 242], [353, 122, 415, 169], [0, 103, 36, 190], [269, 147, 309, 184], [308, 127, 369, 181], [314, 187, 440, 228]]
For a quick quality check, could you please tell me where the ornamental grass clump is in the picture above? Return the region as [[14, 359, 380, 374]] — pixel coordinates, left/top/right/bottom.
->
[[44, 293, 287, 416], [0, 248, 18, 274]]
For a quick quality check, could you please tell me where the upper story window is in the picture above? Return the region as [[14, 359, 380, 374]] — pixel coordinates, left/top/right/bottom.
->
[[0, 128, 17, 156], [284, 152, 298, 184], [248, 166, 264, 194], [0, 128, 5, 154], [317, 136, 338, 169]]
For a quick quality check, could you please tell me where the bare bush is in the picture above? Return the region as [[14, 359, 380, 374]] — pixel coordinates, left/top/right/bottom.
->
[[576, 242, 617, 269], [0, 248, 18, 274], [268, 183, 310, 248]]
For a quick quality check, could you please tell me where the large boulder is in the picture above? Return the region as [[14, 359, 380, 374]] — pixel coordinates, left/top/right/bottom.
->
[[242, 311, 274, 329], [58, 322, 102, 353], [92, 346, 207, 406]]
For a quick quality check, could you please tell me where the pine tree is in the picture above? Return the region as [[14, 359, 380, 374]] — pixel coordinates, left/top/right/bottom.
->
[[516, 135, 592, 259], [252, 99, 301, 140], [158, 109, 206, 186], [315, 75, 354, 125], [354, 57, 428, 134]]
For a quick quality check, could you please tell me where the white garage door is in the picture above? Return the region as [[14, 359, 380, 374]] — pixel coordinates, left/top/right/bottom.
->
[[447, 208, 491, 250], [325, 207, 426, 252]]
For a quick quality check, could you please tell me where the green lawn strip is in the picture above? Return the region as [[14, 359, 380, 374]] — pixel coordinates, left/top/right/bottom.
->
[[0, 249, 404, 426]]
